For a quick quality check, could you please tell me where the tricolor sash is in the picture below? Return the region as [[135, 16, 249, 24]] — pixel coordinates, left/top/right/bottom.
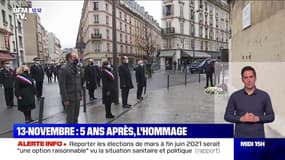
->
[[16, 75, 33, 86], [103, 69, 114, 80]]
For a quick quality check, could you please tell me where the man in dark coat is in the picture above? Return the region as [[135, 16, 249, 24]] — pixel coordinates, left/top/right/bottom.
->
[[30, 57, 44, 99], [135, 60, 146, 100], [84, 59, 97, 101], [58, 52, 82, 124], [118, 56, 133, 108], [101, 61, 115, 118], [95, 63, 102, 87], [205, 60, 215, 88], [0, 61, 15, 108]]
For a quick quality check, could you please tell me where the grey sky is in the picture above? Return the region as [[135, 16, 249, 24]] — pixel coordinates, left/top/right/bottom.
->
[[31, 0, 162, 49]]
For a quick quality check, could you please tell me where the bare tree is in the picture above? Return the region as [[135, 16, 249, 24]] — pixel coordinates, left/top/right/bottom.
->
[[137, 23, 157, 78]]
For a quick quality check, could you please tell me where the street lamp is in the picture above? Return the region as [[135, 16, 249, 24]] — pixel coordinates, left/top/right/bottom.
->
[[112, 0, 119, 104], [13, 13, 20, 66]]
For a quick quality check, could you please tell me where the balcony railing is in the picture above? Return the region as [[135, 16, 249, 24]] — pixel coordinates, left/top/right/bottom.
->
[[161, 27, 175, 35], [91, 33, 102, 39]]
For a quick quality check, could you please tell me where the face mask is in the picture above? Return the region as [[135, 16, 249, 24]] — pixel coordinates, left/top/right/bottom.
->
[[73, 59, 79, 65], [125, 60, 129, 63], [140, 63, 143, 66], [24, 70, 29, 74], [107, 64, 111, 68], [90, 62, 94, 65], [5, 64, 10, 69]]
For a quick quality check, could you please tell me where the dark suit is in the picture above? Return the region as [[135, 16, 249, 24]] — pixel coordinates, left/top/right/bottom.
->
[[30, 63, 44, 98], [84, 64, 97, 99], [102, 68, 115, 116], [135, 65, 146, 99], [0, 68, 15, 107], [118, 63, 133, 106], [205, 61, 214, 87]]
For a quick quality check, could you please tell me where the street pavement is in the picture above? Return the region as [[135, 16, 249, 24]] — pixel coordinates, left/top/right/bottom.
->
[[0, 68, 282, 138]]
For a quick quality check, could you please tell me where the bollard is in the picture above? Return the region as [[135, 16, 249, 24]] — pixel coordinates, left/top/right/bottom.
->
[[167, 74, 170, 89], [184, 71, 187, 86], [83, 86, 87, 112], [38, 97, 45, 124], [198, 72, 201, 83]]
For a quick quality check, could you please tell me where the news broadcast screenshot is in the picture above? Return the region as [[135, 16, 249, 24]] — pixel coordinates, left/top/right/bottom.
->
[[0, 0, 284, 159]]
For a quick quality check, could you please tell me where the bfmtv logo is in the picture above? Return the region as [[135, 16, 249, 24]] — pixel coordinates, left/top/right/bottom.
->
[[13, 7, 42, 20]]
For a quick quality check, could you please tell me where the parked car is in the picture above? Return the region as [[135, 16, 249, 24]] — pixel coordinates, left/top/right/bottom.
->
[[190, 58, 212, 74]]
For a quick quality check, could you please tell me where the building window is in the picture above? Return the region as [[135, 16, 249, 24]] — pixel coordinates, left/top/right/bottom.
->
[[199, 12, 203, 24], [199, 25, 203, 37], [125, 35, 127, 43], [93, 2, 99, 10], [105, 3, 108, 12], [166, 21, 171, 28], [180, 22, 184, 34], [107, 43, 110, 52], [1, 10, 7, 26], [164, 5, 173, 16], [120, 22, 122, 30], [12, 41, 16, 52], [180, 5, 183, 17], [94, 28, 99, 35], [166, 39, 172, 48], [106, 16, 109, 25], [94, 15, 99, 24], [125, 46, 128, 54], [129, 26, 131, 34], [9, 14, 13, 29], [17, 21, 22, 34], [125, 13, 127, 22], [95, 43, 100, 52], [120, 45, 123, 54], [19, 36, 23, 48], [119, 11, 122, 19], [125, 24, 127, 33], [200, 41, 203, 50], [190, 9, 194, 21], [191, 23, 195, 36], [120, 33, 122, 42], [106, 29, 110, 40]]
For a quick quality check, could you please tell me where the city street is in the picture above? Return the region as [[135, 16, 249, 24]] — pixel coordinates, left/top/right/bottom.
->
[[0, 67, 281, 138]]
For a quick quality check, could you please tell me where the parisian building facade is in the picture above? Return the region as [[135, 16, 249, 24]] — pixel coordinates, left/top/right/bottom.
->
[[0, 0, 25, 67], [160, 0, 229, 69], [76, 0, 161, 66]]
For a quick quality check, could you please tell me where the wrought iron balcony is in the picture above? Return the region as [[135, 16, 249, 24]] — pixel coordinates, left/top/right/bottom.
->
[[161, 27, 175, 35], [91, 33, 102, 39]]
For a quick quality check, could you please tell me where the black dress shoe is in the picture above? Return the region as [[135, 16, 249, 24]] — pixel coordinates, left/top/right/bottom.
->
[[123, 105, 131, 108], [106, 114, 115, 118], [127, 104, 132, 107]]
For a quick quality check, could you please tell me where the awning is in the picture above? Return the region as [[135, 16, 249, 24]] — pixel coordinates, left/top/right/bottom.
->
[[0, 52, 16, 61], [183, 50, 211, 58], [159, 50, 175, 57]]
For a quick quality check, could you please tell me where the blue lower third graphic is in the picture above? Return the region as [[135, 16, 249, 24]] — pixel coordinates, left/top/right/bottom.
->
[[13, 124, 233, 138], [235, 139, 285, 160]]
